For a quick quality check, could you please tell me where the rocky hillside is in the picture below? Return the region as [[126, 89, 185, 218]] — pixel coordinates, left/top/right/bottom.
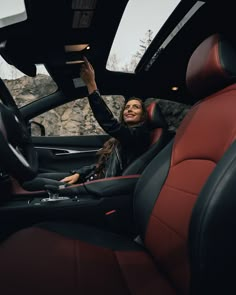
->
[[3, 75, 191, 136]]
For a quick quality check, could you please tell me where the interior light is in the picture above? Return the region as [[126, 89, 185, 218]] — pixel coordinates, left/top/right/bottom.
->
[[65, 44, 89, 52], [66, 60, 85, 65], [171, 86, 178, 91]]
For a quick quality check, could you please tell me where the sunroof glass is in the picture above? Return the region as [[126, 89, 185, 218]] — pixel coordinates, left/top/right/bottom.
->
[[106, 0, 181, 73]]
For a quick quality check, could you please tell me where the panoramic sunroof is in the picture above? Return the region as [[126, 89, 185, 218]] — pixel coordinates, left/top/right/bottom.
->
[[106, 0, 181, 73], [0, 0, 27, 28]]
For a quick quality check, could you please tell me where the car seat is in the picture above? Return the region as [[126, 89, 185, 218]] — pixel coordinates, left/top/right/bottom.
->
[[1, 33, 236, 294]]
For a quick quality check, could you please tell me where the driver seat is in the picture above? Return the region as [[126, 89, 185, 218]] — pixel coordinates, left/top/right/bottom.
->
[[1, 33, 236, 294]]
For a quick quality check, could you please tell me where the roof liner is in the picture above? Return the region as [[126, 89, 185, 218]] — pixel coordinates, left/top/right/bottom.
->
[[0, 0, 235, 104]]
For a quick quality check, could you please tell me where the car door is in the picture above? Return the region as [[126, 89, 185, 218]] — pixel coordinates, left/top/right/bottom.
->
[[23, 93, 124, 174], [0, 51, 126, 176], [31, 134, 109, 174]]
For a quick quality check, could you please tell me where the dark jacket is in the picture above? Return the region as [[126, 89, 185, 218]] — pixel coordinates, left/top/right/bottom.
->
[[73, 91, 150, 182]]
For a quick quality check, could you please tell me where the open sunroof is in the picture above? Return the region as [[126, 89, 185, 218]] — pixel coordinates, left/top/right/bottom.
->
[[106, 0, 181, 73]]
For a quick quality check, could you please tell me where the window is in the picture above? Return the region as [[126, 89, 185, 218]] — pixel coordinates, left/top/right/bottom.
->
[[0, 56, 57, 107], [145, 97, 191, 131], [106, 0, 181, 73], [31, 96, 190, 137], [31, 95, 125, 136], [107, 0, 205, 73]]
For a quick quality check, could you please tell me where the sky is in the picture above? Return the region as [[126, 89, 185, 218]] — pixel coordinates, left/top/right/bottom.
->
[[109, 0, 181, 70], [0, 0, 181, 79]]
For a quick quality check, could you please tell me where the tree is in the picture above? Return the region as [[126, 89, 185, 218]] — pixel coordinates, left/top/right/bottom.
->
[[135, 29, 153, 59], [122, 29, 154, 72], [106, 53, 120, 71]]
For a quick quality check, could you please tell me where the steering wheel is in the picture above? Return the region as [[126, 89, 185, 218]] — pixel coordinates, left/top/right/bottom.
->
[[0, 80, 38, 182]]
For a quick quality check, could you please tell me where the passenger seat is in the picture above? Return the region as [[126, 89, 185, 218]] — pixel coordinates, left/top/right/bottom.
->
[[123, 100, 173, 175]]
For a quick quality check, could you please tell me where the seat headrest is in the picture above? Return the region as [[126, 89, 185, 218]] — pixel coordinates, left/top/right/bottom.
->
[[146, 101, 168, 129], [186, 34, 236, 98]]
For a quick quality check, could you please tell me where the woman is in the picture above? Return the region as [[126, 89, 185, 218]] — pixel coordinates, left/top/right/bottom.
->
[[22, 58, 150, 190], [60, 57, 150, 184]]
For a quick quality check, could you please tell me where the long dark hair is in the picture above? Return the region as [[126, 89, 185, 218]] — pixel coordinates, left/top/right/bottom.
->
[[95, 97, 147, 177]]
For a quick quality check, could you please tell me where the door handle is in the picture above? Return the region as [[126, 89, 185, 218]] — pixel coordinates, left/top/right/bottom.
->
[[36, 146, 101, 157]]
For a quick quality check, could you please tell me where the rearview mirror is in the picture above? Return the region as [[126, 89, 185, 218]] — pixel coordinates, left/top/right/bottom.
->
[[29, 121, 45, 136], [0, 40, 37, 77]]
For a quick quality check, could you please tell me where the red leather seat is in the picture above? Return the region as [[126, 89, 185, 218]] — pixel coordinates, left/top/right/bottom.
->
[[1, 33, 236, 294], [146, 100, 169, 146], [123, 100, 171, 175]]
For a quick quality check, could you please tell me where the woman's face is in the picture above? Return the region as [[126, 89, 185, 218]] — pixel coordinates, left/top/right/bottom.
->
[[123, 99, 144, 126]]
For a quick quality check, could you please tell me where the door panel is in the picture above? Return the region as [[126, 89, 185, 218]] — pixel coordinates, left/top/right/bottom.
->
[[32, 135, 109, 173]]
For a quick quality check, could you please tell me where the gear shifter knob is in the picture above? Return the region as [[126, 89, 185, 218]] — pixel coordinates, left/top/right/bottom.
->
[[41, 184, 70, 202], [44, 184, 59, 192], [45, 184, 59, 195]]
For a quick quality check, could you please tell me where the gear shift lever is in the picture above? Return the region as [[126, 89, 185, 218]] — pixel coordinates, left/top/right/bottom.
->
[[41, 184, 70, 202]]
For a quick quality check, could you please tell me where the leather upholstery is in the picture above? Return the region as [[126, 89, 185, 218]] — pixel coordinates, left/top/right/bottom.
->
[[147, 101, 169, 146], [186, 33, 236, 98], [146, 101, 168, 130], [144, 34, 236, 293], [1, 34, 236, 294]]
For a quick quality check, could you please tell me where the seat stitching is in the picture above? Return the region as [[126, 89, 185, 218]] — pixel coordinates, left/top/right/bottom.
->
[[150, 214, 186, 240], [74, 239, 80, 294], [113, 251, 133, 295], [164, 183, 198, 197], [172, 158, 216, 167]]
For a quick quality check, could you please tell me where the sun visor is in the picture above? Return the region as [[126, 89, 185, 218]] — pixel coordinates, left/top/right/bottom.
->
[[0, 40, 36, 77]]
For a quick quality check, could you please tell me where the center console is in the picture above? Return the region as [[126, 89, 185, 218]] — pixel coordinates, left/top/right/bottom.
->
[[0, 175, 140, 238]]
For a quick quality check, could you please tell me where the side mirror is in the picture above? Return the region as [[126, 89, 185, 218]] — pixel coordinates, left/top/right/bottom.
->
[[29, 121, 46, 136]]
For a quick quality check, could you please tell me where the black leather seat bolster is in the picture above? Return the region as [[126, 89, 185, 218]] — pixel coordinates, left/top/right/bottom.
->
[[134, 141, 173, 237], [189, 140, 236, 294], [36, 221, 144, 250]]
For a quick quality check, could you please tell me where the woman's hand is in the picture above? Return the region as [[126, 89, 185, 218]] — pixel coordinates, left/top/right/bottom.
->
[[80, 57, 97, 94], [60, 173, 80, 185]]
